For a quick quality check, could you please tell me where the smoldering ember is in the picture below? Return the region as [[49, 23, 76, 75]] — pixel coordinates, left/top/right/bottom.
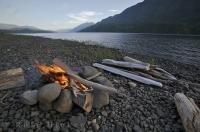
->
[[0, 35, 200, 132]]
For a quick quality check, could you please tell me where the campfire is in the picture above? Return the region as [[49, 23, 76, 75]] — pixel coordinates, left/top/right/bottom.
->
[[35, 62, 89, 92], [18, 58, 116, 113]]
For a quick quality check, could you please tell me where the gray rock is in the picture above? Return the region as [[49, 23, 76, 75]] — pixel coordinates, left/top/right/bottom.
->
[[80, 66, 100, 79], [38, 83, 61, 104], [92, 76, 112, 109], [39, 102, 52, 112], [53, 89, 73, 113], [21, 90, 38, 105], [69, 113, 87, 129], [128, 81, 137, 88], [92, 76, 113, 87], [93, 89, 109, 109]]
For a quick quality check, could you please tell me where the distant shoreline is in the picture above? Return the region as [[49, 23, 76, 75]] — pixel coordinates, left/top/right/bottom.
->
[[16, 32, 200, 38]]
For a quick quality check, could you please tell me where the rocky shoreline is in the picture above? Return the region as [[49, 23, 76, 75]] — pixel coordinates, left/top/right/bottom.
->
[[0, 34, 200, 132]]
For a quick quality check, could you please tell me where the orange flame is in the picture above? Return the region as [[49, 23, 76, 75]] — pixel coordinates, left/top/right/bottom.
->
[[36, 62, 88, 91]]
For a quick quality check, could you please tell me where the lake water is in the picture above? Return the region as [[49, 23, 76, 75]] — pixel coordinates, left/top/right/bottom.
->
[[20, 32, 200, 66]]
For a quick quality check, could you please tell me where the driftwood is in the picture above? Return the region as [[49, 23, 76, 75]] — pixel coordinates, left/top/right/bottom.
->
[[0, 68, 25, 90], [154, 67, 177, 81], [53, 58, 117, 93], [102, 59, 150, 70], [93, 63, 163, 87], [174, 93, 200, 132], [72, 91, 93, 112], [123, 56, 177, 81], [123, 56, 150, 67], [129, 70, 173, 84]]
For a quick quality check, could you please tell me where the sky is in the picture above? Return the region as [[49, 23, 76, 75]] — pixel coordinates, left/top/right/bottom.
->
[[0, 0, 143, 30]]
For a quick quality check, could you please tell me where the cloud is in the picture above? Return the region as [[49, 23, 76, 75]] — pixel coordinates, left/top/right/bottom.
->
[[67, 11, 102, 23], [107, 9, 120, 13]]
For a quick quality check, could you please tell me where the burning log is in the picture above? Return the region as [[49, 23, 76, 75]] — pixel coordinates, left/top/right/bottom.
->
[[174, 93, 200, 132], [102, 59, 150, 70], [0, 68, 25, 90], [52, 58, 117, 93], [93, 63, 163, 87], [72, 91, 93, 112]]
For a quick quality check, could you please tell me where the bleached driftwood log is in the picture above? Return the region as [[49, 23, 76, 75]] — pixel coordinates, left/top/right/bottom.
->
[[53, 58, 117, 93], [174, 93, 200, 132], [154, 67, 177, 81], [123, 56, 177, 81], [123, 56, 151, 67], [130, 70, 173, 84], [93, 63, 163, 87], [102, 59, 150, 70], [144, 69, 177, 81], [0, 68, 25, 90]]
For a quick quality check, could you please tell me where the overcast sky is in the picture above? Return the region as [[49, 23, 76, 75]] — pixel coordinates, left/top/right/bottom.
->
[[0, 0, 143, 30]]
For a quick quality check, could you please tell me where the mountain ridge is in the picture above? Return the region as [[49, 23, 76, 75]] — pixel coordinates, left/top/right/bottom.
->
[[0, 23, 53, 33], [81, 0, 200, 34], [57, 22, 94, 33]]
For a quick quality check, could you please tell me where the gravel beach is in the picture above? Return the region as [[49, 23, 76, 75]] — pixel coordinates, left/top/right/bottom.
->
[[0, 34, 200, 132]]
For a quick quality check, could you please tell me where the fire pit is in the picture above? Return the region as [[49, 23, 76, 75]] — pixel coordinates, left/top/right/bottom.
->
[[20, 58, 116, 113]]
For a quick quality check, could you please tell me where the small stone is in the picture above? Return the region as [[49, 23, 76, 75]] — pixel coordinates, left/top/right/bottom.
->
[[91, 119, 97, 124], [128, 82, 137, 88], [53, 89, 73, 113], [38, 83, 61, 104], [53, 123, 60, 132], [87, 121, 92, 125], [156, 108, 164, 117], [113, 79, 119, 83], [45, 121, 53, 130], [31, 111, 39, 117], [91, 122, 100, 131], [101, 111, 108, 117], [125, 105, 131, 110], [69, 113, 87, 129], [21, 90, 38, 105], [80, 66, 100, 79], [133, 125, 143, 132], [39, 102, 52, 112]]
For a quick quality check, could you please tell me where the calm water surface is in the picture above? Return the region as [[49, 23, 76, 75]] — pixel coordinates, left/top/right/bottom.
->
[[20, 33, 200, 66]]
